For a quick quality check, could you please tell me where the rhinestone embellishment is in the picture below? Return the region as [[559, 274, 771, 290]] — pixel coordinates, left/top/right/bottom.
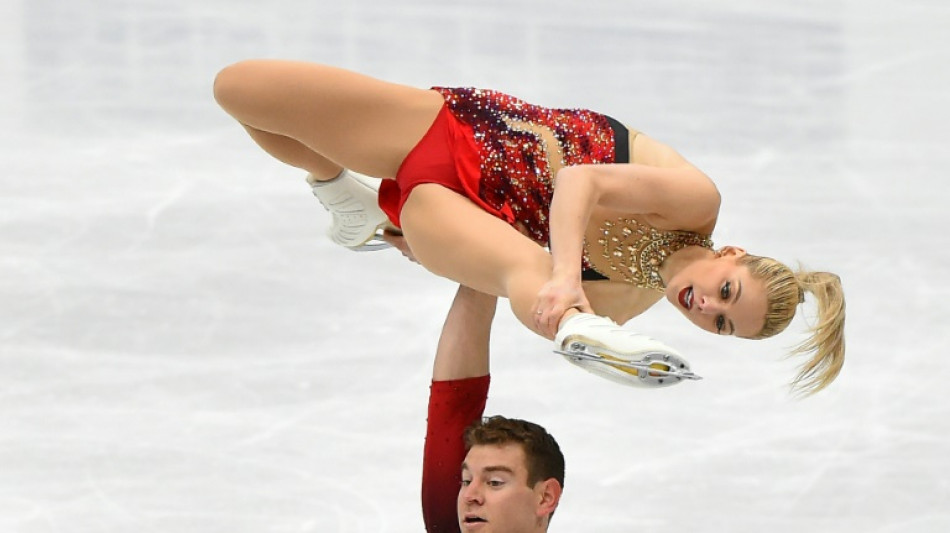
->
[[588, 218, 713, 291]]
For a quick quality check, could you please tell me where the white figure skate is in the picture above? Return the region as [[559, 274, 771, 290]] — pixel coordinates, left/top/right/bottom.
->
[[554, 313, 702, 388], [309, 170, 393, 251]]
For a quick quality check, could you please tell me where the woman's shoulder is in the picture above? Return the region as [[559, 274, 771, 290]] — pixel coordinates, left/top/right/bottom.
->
[[628, 131, 697, 169]]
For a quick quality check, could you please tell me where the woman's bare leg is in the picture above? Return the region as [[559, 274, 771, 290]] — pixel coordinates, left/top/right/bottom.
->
[[400, 184, 556, 338], [213, 59, 445, 180], [239, 125, 344, 178]]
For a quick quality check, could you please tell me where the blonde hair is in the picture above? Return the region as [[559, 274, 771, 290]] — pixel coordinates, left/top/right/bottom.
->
[[737, 254, 846, 395]]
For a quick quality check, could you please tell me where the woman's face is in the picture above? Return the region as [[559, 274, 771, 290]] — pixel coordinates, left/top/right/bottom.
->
[[664, 248, 768, 338]]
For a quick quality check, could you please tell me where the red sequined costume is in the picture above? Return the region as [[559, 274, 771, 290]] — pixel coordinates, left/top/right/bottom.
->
[[379, 87, 620, 258], [421, 375, 490, 533]]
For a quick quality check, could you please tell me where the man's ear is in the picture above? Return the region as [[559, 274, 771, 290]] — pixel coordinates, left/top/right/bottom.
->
[[717, 245, 747, 258], [535, 478, 562, 518]]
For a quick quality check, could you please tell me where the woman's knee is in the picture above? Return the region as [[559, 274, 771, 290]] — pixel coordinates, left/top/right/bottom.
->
[[213, 60, 251, 114], [214, 60, 284, 115], [213, 60, 294, 114]]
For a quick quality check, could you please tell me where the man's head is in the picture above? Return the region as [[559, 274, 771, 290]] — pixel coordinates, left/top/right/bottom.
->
[[458, 416, 565, 532]]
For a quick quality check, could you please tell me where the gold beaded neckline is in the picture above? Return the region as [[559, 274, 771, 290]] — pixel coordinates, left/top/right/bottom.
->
[[586, 217, 713, 291]]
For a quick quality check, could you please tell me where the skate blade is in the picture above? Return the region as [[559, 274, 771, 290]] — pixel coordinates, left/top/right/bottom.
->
[[556, 337, 703, 383], [338, 223, 396, 252]]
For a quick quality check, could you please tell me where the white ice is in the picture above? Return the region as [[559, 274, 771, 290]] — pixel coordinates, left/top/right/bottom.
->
[[1, 0, 948, 532]]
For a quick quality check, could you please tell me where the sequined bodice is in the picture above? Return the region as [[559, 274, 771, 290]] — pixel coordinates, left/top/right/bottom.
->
[[585, 217, 714, 291], [432, 88, 704, 289], [435, 87, 617, 262]]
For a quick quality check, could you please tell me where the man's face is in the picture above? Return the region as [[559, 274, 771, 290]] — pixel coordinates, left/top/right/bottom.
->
[[457, 443, 547, 532]]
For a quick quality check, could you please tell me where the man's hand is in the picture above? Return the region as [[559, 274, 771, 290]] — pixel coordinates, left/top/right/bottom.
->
[[381, 229, 418, 263]]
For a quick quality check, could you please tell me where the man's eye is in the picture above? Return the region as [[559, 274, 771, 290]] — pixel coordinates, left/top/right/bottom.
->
[[488, 480, 505, 488], [716, 315, 725, 333], [460, 479, 471, 487], [721, 281, 731, 299]]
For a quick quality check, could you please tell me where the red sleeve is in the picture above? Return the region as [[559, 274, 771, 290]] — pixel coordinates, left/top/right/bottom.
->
[[421, 375, 490, 533]]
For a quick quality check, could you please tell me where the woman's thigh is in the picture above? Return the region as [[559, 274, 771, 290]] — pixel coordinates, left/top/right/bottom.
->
[[400, 184, 552, 333], [213, 60, 445, 178]]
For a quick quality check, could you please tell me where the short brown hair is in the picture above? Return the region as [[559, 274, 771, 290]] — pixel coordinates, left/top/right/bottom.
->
[[465, 415, 565, 489]]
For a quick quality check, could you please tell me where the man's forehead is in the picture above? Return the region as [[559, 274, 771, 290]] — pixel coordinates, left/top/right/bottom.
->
[[463, 442, 527, 470]]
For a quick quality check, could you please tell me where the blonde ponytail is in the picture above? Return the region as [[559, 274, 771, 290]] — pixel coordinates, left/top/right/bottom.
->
[[790, 271, 846, 395], [737, 255, 846, 395]]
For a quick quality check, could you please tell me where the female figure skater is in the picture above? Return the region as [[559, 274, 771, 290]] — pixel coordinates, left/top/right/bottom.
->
[[213, 60, 845, 394]]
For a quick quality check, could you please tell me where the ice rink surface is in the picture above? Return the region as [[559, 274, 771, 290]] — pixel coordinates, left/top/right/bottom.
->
[[2, 0, 948, 531]]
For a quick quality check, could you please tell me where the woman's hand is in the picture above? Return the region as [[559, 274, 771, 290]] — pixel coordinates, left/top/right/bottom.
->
[[533, 273, 593, 338]]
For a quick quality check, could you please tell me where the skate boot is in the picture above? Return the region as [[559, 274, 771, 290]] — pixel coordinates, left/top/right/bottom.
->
[[554, 313, 702, 388], [308, 170, 393, 251]]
